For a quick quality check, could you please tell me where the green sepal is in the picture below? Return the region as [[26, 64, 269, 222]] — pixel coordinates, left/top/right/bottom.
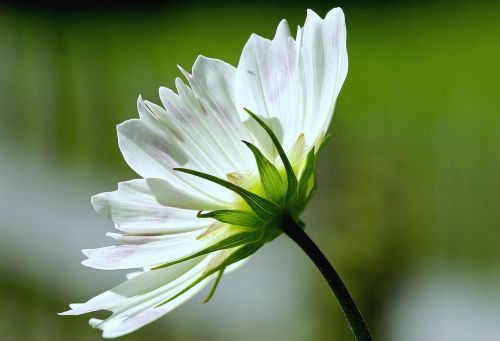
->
[[298, 147, 317, 198], [156, 243, 261, 307], [152, 231, 260, 270], [174, 167, 278, 220], [244, 109, 298, 202], [242, 140, 286, 204], [203, 268, 224, 303], [197, 210, 261, 228]]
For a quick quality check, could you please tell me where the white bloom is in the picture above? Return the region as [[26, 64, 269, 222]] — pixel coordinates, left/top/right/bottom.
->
[[61, 8, 348, 338]]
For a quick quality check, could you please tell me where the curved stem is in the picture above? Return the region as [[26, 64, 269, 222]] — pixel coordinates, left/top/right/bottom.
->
[[282, 216, 373, 341]]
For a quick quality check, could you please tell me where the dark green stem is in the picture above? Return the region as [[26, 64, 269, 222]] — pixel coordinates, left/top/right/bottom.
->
[[282, 216, 373, 341]]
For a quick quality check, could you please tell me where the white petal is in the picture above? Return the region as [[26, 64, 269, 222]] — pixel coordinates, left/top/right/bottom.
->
[[157, 59, 254, 174], [236, 19, 301, 154], [179, 56, 255, 170], [62, 256, 212, 338], [118, 98, 234, 203], [162, 85, 225, 174], [81, 230, 208, 270], [60, 257, 203, 315], [299, 8, 348, 146], [92, 179, 221, 234], [102, 277, 210, 339]]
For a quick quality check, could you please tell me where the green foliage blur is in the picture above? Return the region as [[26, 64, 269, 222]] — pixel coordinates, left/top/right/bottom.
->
[[0, 1, 499, 340]]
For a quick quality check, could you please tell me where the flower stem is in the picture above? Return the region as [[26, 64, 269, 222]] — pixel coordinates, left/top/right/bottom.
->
[[282, 215, 373, 341]]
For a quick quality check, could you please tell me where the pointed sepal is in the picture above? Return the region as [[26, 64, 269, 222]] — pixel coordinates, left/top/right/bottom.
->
[[242, 140, 286, 204], [203, 268, 224, 303], [197, 210, 261, 228], [174, 167, 278, 220], [152, 230, 260, 270], [156, 243, 261, 307], [244, 109, 298, 202]]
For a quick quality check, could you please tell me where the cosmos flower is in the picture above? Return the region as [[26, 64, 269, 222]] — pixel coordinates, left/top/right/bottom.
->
[[61, 7, 348, 338]]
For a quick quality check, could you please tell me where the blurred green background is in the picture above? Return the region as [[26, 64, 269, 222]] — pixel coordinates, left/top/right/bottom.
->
[[1, 0, 499, 340]]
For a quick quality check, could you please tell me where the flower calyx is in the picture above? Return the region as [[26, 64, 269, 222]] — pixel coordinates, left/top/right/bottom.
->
[[175, 109, 319, 240], [153, 110, 322, 305]]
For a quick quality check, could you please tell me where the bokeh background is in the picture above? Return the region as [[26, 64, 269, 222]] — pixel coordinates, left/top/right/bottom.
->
[[1, 0, 499, 340]]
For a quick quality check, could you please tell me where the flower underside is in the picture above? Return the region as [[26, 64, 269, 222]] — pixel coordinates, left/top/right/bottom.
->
[[152, 109, 322, 305], [61, 8, 349, 337]]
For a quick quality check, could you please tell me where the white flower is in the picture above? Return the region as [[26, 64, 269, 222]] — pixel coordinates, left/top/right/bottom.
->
[[61, 8, 348, 338]]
